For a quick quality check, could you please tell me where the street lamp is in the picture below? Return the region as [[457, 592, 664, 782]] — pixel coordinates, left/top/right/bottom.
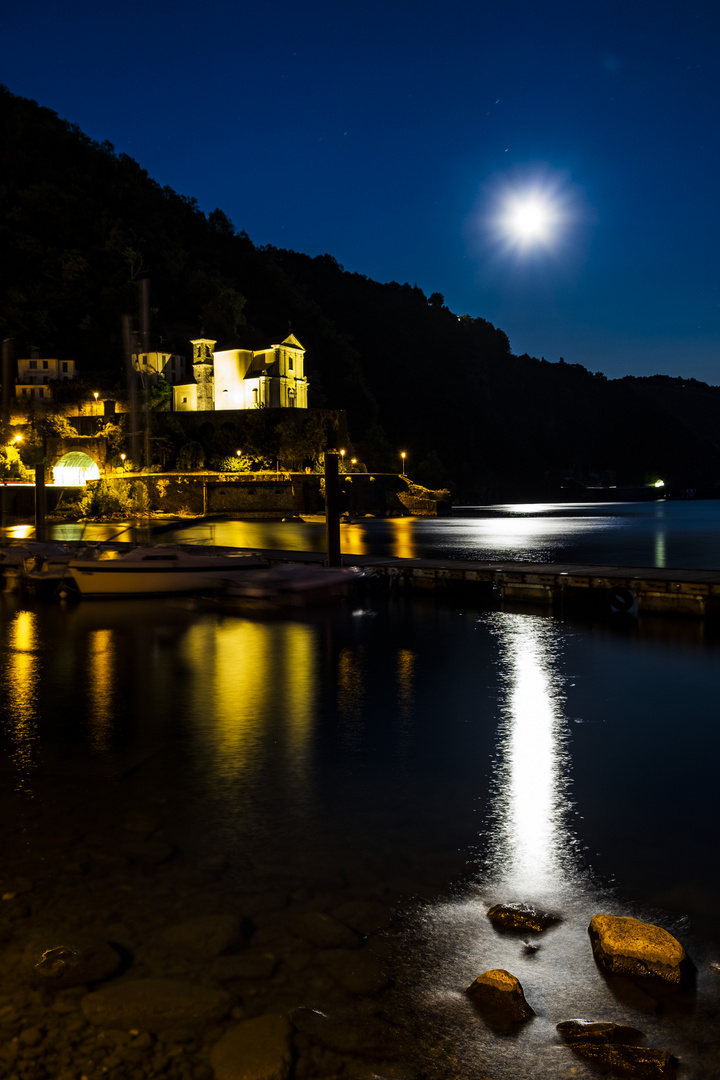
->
[[93, 392, 99, 401], [401, 452, 406, 476]]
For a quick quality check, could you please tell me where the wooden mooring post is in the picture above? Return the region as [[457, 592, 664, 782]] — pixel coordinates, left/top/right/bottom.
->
[[34, 464, 47, 542], [324, 452, 342, 567]]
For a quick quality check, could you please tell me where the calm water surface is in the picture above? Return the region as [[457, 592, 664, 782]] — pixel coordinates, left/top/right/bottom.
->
[[2, 501, 720, 1077], [13, 497, 720, 568]]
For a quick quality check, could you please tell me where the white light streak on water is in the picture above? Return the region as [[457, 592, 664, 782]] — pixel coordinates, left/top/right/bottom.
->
[[401, 611, 717, 1080], [491, 616, 571, 901]]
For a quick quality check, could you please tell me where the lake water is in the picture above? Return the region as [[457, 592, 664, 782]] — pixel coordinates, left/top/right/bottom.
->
[[1, 500, 720, 1078], [33, 496, 720, 569]]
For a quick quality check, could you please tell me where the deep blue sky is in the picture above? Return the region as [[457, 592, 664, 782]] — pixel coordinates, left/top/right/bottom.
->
[[3, 1, 719, 382]]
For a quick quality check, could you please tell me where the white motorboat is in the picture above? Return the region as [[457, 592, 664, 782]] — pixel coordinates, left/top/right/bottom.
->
[[67, 545, 265, 597]]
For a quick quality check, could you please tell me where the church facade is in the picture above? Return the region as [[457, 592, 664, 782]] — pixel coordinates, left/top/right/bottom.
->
[[172, 333, 308, 412]]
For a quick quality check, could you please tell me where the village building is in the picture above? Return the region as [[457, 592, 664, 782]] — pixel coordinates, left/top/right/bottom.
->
[[15, 354, 76, 400], [173, 333, 308, 412], [132, 348, 188, 386], [10, 330, 308, 414]]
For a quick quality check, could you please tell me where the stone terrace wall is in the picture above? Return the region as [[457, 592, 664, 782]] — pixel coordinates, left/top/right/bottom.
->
[[80, 472, 439, 518]]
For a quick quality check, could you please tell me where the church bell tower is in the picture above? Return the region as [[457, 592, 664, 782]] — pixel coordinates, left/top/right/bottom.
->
[[190, 338, 216, 411]]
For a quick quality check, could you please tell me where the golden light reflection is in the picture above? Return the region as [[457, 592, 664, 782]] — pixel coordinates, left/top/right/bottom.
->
[[5, 526, 34, 541], [394, 647, 416, 765], [389, 518, 416, 560], [487, 614, 576, 901], [339, 523, 368, 556], [87, 629, 115, 753], [182, 617, 316, 785], [3, 610, 40, 795], [396, 648, 415, 726], [337, 645, 366, 748]]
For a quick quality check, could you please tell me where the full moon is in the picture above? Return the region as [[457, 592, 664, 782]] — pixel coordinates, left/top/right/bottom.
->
[[502, 194, 556, 246], [476, 165, 585, 262]]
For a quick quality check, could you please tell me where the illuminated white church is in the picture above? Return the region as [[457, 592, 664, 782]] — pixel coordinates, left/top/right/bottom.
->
[[172, 332, 308, 412]]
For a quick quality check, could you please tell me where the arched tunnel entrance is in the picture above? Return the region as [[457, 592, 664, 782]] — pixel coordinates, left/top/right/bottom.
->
[[52, 452, 101, 486]]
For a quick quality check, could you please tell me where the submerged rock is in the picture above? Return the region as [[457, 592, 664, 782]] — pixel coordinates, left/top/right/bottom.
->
[[569, 1041, 677, 1079], [556, 1019, 644, 1044], [289, 911, 359, 949], [316, 947, 390, 993], [159, 913, 244, 961], [23, 931, 121, 988], [487, 902, 560, 933], [210, 1013, 292, 1080], [210, 952, 278, 981], [465, 968, 535, 1030], [289, 1005, 400, 1056], [330, 900, 395, 935], [81, 977, 231, 1029], [588, 915, 686, 985]]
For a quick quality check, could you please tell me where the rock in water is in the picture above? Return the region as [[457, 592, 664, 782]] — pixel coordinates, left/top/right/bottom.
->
[[315, 948, 390, 994], [556, 1019, 643, 1044], [23, 932, 121, 988], [81, 978, 231, 1029], [288, 1006, 400, 1056], [570, 1042, 676, 1079], [159, 913, 244, 961], [487, 902, 560, 933], [210, 1014, 292, 1080], [465, 969, 535, 1030], [588, 915, 686, 985]]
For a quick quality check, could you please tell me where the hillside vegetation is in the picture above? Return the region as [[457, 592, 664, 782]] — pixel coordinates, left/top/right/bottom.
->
[[2, 85, 719, 501]]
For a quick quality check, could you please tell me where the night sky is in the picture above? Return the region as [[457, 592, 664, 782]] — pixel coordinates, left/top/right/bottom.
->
[[3, 1, 719, 383]]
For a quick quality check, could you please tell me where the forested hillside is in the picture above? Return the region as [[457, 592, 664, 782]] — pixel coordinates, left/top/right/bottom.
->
[[2, 85, 719, 501]]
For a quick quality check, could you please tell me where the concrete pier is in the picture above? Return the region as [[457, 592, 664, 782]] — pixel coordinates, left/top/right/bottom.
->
[[229, 548, 720, 618], [4, 536, 720, 617]]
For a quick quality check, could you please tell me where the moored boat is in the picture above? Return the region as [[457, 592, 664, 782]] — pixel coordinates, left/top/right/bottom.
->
[[218, 563, 362, 608], [68, 545, 265, 597]]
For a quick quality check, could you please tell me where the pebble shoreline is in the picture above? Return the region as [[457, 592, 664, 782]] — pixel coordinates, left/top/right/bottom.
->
[[0, 780, 473, 1080]]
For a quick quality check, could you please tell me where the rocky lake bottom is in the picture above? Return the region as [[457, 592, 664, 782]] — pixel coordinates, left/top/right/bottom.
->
[[2, 762, 720, 1080], [2, 579, 720, 1080]]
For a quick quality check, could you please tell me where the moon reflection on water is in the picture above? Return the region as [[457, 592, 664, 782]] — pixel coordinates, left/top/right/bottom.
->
[[405, 612, 717, 1080]]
